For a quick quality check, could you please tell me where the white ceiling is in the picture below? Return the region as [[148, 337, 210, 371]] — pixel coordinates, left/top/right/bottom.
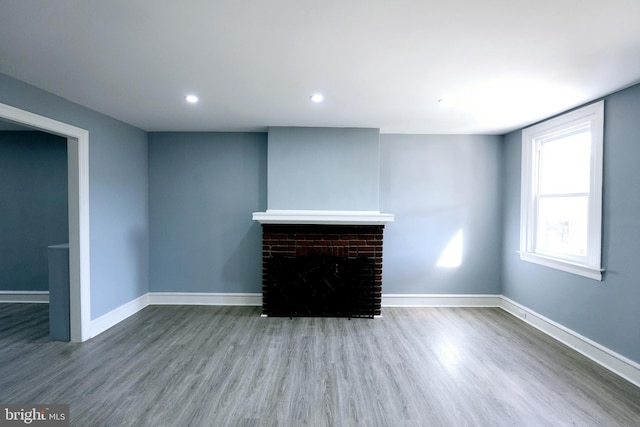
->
[[1, 1, 640, 135]]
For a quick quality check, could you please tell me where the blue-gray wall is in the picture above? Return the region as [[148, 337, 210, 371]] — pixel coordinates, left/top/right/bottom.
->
[[148, 132, 267, 292], [267, 127, 380, 211], [501, 83, 640, 363], [0, 73, 149, 319], [380, 134, 503, 294], [147, 130, 502, 296], [0, 131, 68, 291]]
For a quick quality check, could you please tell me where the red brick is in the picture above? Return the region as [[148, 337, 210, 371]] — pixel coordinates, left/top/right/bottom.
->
[[264, 233, 289, 240]]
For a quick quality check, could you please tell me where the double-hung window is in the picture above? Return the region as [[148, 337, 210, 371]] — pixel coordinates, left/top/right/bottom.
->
[[519, 101, 604, 280]]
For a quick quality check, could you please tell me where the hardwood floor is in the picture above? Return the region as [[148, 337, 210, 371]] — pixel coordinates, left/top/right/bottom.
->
[[1, 303, 639, 426]]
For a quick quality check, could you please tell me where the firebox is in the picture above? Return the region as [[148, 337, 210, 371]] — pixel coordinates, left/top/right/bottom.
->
[[260, 224, 385, 318]]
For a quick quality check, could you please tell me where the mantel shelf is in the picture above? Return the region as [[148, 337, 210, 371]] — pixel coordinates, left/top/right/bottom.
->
[[252, 210, 395, 225]]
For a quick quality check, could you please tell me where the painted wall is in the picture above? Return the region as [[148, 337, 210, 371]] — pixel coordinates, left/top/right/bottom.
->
[[148, 130, 502, 296], [148, 132, 267, 293], [0, 73, 149, 319], [501, 83, 640, 364], [380, 134, 503, 294], [0, 131, 68, 291], [267, 127, 380, 211]]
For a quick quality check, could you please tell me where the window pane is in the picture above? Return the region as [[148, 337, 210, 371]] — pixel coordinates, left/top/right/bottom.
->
[[536, 196, 588, 257], [538, 129, 591, 194]]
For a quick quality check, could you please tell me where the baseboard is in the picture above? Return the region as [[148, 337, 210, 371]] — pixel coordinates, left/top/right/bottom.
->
[[148, 293, 500, 308], [148, 292, 262, 306], [0, 290, 49, 303], [382, 294, 501, 307], [90, 293, 150, 338], [500, 296, 640, 388], [150, 293, 499, 308]]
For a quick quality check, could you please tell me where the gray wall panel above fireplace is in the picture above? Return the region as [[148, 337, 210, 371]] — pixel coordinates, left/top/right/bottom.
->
[[267, 127, 380, 211]]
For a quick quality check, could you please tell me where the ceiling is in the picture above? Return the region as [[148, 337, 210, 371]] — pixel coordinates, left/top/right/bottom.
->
[[1, 1, 640, 135]]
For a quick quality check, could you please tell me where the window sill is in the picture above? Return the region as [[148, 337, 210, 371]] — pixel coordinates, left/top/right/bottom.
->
[[518, 251, 603, 281]]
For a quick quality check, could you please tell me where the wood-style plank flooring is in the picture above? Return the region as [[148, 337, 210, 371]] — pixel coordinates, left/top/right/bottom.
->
[[1, 303, 639, 426]]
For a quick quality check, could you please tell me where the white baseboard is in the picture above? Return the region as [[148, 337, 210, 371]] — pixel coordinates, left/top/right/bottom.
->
[[90, 293, 149, 338], [382, 294, 501, 307], [149, 293, 499, 309], [0, 290, 49, 303], [500, 296, 640, 388], [148, 292, 262, 306]]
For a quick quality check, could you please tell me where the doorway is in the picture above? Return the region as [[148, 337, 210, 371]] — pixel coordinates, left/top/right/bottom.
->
[[0, 102, 91, 342]]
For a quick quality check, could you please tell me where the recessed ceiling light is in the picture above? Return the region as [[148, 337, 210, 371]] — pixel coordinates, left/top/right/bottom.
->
[[310, 94, 324, 103], [185, 95, 199, 104]]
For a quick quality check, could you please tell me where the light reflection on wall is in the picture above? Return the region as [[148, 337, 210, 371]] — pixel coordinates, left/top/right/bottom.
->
[[436, 229, 463, 268]]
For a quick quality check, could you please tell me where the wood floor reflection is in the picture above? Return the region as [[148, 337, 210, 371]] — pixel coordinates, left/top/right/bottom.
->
[[1, 304, 639, 426]]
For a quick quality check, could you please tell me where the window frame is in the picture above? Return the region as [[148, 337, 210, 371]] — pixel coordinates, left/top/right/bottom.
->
[[519, 101, 604, 280]]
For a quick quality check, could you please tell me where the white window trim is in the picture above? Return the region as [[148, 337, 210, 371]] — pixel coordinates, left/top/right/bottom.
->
[[519, 101, 604, 281]]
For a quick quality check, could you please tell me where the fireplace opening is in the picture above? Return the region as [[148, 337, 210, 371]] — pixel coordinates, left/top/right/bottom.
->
[[264, 255, 375, 318], [260, 224, 384, 318]]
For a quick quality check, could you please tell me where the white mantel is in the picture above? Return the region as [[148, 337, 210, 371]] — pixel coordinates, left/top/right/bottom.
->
[[252, 210, 395, 225]]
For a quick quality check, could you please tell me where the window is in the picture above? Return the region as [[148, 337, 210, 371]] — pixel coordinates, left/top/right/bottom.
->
[[519, 101, 604, 280]]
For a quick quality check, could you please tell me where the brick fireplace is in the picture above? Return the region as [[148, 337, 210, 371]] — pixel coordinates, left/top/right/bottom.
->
[[253, 210, 393, 318], [255, 128, 394, 317]]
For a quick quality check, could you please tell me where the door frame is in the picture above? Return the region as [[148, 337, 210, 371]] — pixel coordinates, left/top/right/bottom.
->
[[0, 102, 91, 342]]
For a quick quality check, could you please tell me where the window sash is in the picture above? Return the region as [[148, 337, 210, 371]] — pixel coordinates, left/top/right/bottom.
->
[[534, 193, 589, 261], [537, 133, 592, 195]]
